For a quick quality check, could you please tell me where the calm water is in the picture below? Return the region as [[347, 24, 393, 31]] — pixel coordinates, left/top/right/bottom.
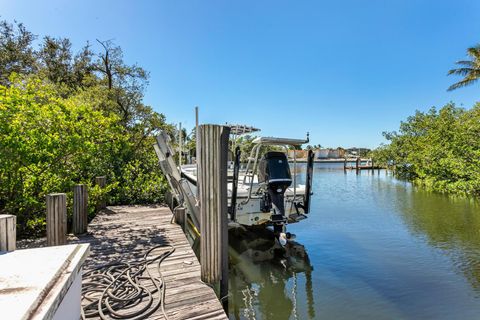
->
[[228, 163, 480, 320]]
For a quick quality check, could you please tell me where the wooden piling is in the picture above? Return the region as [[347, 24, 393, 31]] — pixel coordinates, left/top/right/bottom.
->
[[73, 184, 88, 235], [174, 206, 186, 230], [95, 176, 107, 210], [371, 158, 374, 175], [165, 191, 174, 211], [197, 124, 230, 311], [46, 193, 67, 246], [0, 214, 16, 251], [343, 158, 347, 173], [356, 157, 360, 175]]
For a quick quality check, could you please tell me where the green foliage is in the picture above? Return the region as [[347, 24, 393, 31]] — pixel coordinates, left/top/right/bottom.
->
[[0, 75, 121, 236], [231, 135, 285, 162], [234, 135, 257, 162], [371, 103, 480, 196], [0, 75, 171, 237], [112, 157, 168, 205], [0, 19, 173, 238], [0, 20, 37, 85]]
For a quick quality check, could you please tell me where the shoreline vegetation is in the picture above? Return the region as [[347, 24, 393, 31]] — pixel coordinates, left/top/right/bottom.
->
[[371, 44, 480, 197], [371, 103, 480, 196]]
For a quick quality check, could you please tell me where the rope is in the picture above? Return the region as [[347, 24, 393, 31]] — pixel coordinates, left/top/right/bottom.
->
[[81, 245, 175, 320]]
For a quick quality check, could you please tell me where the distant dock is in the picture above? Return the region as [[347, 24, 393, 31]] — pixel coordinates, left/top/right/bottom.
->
[[295, 157, 371, 163], [294, 157, 382, 174]]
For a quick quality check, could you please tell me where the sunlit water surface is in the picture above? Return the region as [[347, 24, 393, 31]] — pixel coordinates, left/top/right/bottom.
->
[[228, 163, 480, 320]]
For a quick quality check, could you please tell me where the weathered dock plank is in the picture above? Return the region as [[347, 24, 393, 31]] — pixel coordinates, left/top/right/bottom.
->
[[72, 205, 227, 320]]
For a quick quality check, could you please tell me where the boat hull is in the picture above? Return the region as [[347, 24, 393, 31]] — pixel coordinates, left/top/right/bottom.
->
[[182, 165, 308, 227]]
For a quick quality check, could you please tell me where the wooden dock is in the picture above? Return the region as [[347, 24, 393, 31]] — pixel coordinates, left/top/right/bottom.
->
[[72, 205, 227, 320]]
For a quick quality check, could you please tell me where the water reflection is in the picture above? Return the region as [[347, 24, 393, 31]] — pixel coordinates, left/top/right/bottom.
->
[[229, 227, 315, 320], [227, 163, 480, 319], [390, 184, 480, 292]]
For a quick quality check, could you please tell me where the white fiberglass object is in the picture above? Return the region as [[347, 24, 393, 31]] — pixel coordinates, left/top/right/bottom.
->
[[181, 134, 314, 233]]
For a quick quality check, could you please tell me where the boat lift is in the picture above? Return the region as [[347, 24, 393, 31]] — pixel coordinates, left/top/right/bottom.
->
[[153, 132, 201, 231], [154, 128, 315, 236]]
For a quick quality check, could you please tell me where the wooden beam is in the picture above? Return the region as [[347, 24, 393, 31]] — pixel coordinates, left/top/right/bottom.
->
[[197, 124, 230, 311], [46, 193, 67, 246], [0, 214, 16, 251], [174, 206, 186, 231], [73, 184, 88, 235]]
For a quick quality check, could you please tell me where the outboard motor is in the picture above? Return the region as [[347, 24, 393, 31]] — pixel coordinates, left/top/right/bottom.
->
[[258, 151, 292, 232]]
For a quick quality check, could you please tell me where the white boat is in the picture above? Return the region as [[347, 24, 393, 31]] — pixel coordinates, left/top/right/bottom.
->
[[154, 125, 314, 238], [180, 134, 314, 234]]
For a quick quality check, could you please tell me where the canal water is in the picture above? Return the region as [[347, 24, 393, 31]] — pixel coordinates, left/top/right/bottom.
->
[[228, 163, 480, 319]]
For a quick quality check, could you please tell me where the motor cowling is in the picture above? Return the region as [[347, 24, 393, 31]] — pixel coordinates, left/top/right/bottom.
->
[[258, 151, 292, 220], [258, 151, 292, 191]]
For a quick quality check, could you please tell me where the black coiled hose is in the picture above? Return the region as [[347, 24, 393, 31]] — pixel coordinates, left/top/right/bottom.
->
[[81, 245, 175, 320]]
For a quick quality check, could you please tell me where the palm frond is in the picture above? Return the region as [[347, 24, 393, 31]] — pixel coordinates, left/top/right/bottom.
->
[[448, 67, 474, 76], [447, 78, 478, 91], [455, 60, 474, 67]]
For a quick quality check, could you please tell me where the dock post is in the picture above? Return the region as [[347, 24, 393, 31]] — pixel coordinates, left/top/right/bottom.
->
[[165, 191, 174, 211], [371, 158, 374, 175], [356, 157, 360, 175], [0, 214, 16, 251], [344, 158, 347, 173], [73, 184, 88, 235], [46, 193, 67, 246], [198, 124, 230, 311], [173, 206, 186, 231], [95, 176, 107, 211]]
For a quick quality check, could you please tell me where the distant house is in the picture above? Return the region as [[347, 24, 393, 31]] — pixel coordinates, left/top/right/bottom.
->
[[315, 148, 345, 159], [346, 147, 371, 158], [315, 149, 330, 159], [288, 149, 307, 159]]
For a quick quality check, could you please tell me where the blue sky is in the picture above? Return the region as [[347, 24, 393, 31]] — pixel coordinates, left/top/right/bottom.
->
[[1, 0, 480, 148]]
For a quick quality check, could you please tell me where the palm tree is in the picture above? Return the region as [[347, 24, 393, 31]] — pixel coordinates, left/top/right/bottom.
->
[[447, 44, 480, 91]]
